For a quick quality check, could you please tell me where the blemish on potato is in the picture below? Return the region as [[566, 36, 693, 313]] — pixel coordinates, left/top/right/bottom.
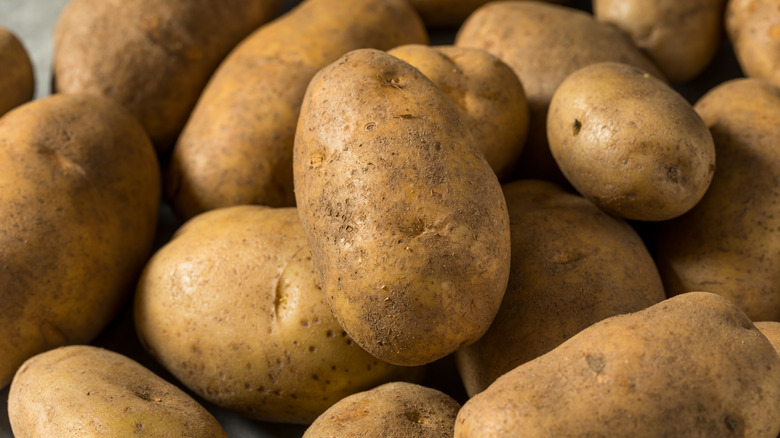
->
[[573, 119, 582, 136], [585, 353, 606, 373]]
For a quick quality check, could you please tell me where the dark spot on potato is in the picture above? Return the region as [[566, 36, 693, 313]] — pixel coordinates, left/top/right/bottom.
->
[[724, 414, 743, 433], [365, 122, 376, 131], [586, 354, 605, 374], [326, 330, 335, 338], [405, 411, 424, 424], [309, 346, 317, 352], [312, 374, 319, 380], [135, 423, 144, 434], [346, 339, 352, 345], [301, 319, 309, 327], [666, 164, 680, 183], [573, 119, 581, 136]]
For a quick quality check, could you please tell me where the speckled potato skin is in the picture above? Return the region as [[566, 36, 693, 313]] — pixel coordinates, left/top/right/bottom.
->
[[303, 382, 460, 438], [53, 0, 283, 151], [455, 292, 780, 437], [455, 1, 664, 183], [0, 26, 34, 117], [655, 79, 780, 321], [294, 49, 511, 367], [388, 44, 529, 181], [406, 0, 570, 28], [0, 94, 160, 389], [8, 346, 226, 437], [547, 62, 715, 221], [594, 0, 727, 83], [726, 0, 780, 90], [166, 0, 428, 221], [135, 206, 421, 424], [456, 180, 666, 396]]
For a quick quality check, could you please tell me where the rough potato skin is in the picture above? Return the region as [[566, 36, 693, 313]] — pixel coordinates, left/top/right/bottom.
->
[[656, 78, 780, 321], [456, 180, 666, 396], [0, 26, 34, 117], [8, 346, 226, 437], [303, 382, 460, 437], [294, 49, 511, 366], [726, 0, 780, 90], [0, 94, 160, 389], [455, 292, 780, 437]]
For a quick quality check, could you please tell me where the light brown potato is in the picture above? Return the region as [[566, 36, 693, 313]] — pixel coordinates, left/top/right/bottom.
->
[[456, 179, 666, 396], [53, 0, 283, 151], [0, 26, 34, 117], [594, 0, 727, 83], [135, 205, 421, 424], [547, 62, 715, 221], [655, 78, 780, 321], [456, 1, 663, 183], [8, 345, 226, 437], [455, 292, 780, 437], [755, 321, 780, 355], [294, 48, 510, 367], [166, 0, 428, 221], [303, 382, 460, 437], [407, 0, 571, 28], [388, 44, 528, 181], [726, 0, 780, 90], [0, 94, 160, 389]]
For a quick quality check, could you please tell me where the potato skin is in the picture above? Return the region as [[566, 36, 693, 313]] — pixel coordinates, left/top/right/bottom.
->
[[8, 346, 226, 437], [455, 292, 780, 437], [755, 321, 780, 355], [294, 49, 511, 366], [0, 94, 160, 389], [655, 78, 780, 321], [0, 26, 34, 117], [456, 180, 666, 396], [726, 0, 780, 90], [547, 62, 715, 221]]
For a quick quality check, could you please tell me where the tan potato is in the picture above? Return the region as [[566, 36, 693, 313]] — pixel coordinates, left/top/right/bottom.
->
[[456, 179, 666, 396], [388, 44, 529, 181], [456, 1, 663, 183], [407, 0, 571, 28], [655, 78, 780, 321], [455, 292, 780, 437], [53, 0, 283, 151], [726, 0, 780, 90], [166, 0, 428, 221], [0, 94, 160, 389], [547, 62, 715, 221], [755, 322, 780, 356], [293, 48, 511, 366], [8, 345, 226, 437], [0, 26, 34, 117], [594, 0, 727, 83], [303, 382, 460, 437]]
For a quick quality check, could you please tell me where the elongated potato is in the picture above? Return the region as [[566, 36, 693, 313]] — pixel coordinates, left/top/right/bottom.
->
[[726, 0, 780, 90], [0, 26, 34, 117], [294, 48, 511, 367]]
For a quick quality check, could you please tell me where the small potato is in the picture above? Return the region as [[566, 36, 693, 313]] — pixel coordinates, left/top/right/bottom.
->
[[726, 0, 780, 90], [303, 382, 460, 437], [8, 346, 226, 437], [0, 26, 34, 117], [547, 62, 715, 221]]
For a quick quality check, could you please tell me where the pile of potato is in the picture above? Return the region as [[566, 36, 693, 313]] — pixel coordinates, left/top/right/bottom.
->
[[2, 0, 780, 436]]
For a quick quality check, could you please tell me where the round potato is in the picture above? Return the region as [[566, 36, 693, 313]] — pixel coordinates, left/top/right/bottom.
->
[[0, 26, 34, 117], [726, 0, 780, 90]]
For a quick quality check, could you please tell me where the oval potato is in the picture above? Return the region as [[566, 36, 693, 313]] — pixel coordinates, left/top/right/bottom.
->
[[726, 0, 780, 90], [0, 26, 34, 117]]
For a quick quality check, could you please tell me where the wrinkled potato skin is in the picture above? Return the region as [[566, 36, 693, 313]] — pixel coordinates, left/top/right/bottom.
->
[[456, 1, 663, 183], [135, 206, 420, 424], [547, 62, 715, 221], [8, 346, 226, 437], [388, 44, 528, 181], [407, 0, 570, 28], [167, 0, 428, 221], [294, 49, 511, 366], [726, 0, 780, 90], [303, 382, 460, 438], [455, 292, 780, 437], [0, 94, 160, 389], [656, 79, 780, 321], [53, 0, 283, 151], [594, 0, 726, 83], [456, 180, 666, 396], [0, 26, 34, 117]]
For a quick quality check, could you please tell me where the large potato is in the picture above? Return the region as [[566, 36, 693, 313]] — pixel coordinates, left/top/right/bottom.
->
[[166, 0, 428, 221], [0, 94, 160, 389], [655, 78, 780, 321], [726, 0, 780, 90], [455, 292, 780, 437], [8, 345, 226, 437], [456, 179, 666, 396], [294, 49, 511, 366], [0, 26, 34, 117]]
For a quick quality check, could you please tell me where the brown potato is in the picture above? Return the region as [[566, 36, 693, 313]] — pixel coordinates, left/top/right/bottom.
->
[[0, 26, 34, 117], [726, 0, 780, 90]]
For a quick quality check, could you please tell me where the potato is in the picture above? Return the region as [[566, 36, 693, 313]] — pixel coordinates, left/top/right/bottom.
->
[[456, 179, 666, 396], [293, 48, 511, 366], [455, 292, 780, 437], [655, 78, 780, 321], [456, 1, 664, 183], [594, 0, 726, 83], [0, 94, 160, 389], [166, 0, 427, 221], [303, 382, 460, 437], [547, 62, 715, 221], [755, 322, 780, 356], [8, 345, 226, 437], [53, 0, 283, 151], [726, 0, 780, 90], [406, 0, 571, 28], [0, 26, 34, 117], [135, 205, 421, 424], [387, 44, 529, 181]]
